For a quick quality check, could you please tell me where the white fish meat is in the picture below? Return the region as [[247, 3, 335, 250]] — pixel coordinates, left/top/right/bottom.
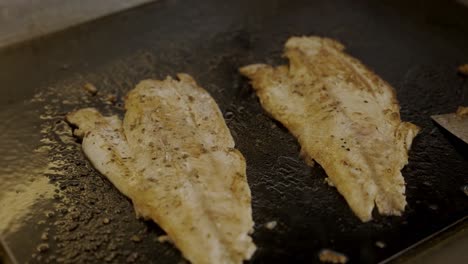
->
[[66, 74, 256, 263], [240, 36, 419, 222]]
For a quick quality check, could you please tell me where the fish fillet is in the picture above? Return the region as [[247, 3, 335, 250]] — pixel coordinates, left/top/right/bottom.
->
[[66, 74, 256, 264], [240, 36, 419, 222]]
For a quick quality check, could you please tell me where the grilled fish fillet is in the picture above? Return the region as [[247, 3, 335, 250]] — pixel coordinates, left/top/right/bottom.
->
[[66, 74, 256, 264], [240, 36, 419, 222]]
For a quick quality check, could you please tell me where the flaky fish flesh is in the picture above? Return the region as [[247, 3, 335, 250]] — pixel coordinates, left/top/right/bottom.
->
[[66, 74, 256, 264], [240, 36, 419, 222]]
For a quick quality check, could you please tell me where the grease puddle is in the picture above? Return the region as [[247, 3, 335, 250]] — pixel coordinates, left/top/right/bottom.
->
[[0, 101, 58, 235]]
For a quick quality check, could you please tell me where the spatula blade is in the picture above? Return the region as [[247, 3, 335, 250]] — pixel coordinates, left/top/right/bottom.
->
[[431, 113, 468, 144]]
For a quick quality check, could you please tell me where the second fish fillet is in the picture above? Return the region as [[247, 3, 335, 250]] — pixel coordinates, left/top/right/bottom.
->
[[240, 36, 419, 222]]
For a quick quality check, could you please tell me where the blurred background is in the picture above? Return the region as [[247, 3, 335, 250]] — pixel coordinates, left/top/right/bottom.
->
[[0, 0, 155, 48]]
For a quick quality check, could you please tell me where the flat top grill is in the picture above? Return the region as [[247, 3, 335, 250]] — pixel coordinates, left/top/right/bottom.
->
[[0, 0, 467, 263]]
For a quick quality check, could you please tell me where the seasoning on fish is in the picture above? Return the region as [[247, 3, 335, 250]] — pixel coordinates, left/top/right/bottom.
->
[[66, 74, 256, 264], [240, 36, 419, 222]]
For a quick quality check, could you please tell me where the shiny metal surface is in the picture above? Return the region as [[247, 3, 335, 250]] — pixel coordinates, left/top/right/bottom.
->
[[0, 0, 155, 48], [432, 113, 468, 144], [383, 217, 468, 264]]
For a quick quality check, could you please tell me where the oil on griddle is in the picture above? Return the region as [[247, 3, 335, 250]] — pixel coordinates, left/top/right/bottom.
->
[[0, 0, 467, 263]]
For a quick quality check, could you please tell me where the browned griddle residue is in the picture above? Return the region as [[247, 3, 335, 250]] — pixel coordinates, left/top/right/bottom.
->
[[457, 64, 468, 76], [7, 57, 176, 263], [456, 106, 468, 117], [83, 83, 98, 95], [318, 249, 348, 263]]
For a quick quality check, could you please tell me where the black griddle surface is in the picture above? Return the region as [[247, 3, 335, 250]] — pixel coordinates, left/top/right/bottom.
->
[[1, 0, 467, 263]]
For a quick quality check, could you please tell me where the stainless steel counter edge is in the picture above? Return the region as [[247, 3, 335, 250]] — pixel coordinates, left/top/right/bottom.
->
[[0, 0, 156, 48]]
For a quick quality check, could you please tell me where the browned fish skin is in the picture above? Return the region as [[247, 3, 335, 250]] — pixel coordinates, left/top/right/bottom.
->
[[66, 74, 256, 264], [240, 36, 419, 222]]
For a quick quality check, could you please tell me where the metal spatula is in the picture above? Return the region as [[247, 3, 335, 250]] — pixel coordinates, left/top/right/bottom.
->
[[431, 109, 468, 144]]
